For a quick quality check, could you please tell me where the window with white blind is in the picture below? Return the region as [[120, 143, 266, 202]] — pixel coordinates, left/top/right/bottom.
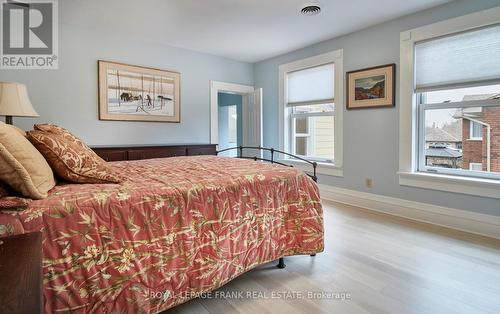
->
[[287, 64, 335, 162], [399, 7, 500, 198], [415, 25, 500, 180], [279, 50, 343, 176]]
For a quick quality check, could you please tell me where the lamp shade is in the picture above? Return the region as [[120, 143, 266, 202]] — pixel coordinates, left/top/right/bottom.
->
[[0, 82, 39, 117]]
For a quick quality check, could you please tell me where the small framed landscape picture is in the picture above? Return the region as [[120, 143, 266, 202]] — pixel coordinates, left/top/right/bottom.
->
[[346, 63, 395, 109], [98, 60, 181, 122]]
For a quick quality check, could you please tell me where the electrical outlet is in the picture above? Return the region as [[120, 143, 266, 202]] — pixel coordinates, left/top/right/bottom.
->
[[365, 178, 373, 188]]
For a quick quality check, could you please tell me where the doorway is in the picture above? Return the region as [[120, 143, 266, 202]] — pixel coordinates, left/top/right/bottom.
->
[[218, 92, 242, 157], [210, 81, 263, 157]]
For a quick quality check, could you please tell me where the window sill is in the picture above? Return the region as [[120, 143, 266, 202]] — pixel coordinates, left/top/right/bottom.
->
[[398, 171, 500, 199], [279, 159, 343, 177], [467, 138, 483, 141]]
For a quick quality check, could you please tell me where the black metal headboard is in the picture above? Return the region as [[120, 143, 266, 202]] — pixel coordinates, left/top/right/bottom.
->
[[216, 146, 318, 182]]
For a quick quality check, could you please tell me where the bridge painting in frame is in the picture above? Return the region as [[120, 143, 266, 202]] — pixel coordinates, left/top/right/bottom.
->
[[98, 60, 180, 122]]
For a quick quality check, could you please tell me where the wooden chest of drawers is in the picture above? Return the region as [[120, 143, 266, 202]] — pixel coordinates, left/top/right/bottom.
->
[[92, 144, 217, 162], [0, 232, 42, 314]]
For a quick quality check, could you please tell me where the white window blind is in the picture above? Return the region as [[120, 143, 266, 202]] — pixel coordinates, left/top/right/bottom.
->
[[415, 24, 500, 92], [287, 63, 334, 106]]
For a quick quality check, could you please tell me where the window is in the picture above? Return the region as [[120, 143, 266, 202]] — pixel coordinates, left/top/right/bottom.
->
[[399, 7, 500, 198], [279, 50, 343, 176], [287, 64, 335, 162], [469, 121, 483, 140], [469, 163, 483, 171], [414, 24, 500, 180]]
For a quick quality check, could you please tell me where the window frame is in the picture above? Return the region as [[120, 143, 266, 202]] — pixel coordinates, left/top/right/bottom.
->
[[290, 108, 335, 163], [469, 121, 483, 140], [399, 6, 500, 199], [291, 111, 311, 157], [278, 50, 344, 177], [469, 163, 483, 171]]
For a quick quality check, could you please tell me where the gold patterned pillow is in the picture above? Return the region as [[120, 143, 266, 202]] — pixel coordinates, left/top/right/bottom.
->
[[27, 131, 122, 184], [0, 123, 56, 199], [34, 124, 106, 162]]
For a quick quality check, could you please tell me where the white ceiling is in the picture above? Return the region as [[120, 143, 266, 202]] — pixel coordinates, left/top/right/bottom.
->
[[63, 0, 451, 63]]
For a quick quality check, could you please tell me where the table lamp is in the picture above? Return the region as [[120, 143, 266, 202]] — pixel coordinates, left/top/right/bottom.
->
[[0, 82, 39, 125]]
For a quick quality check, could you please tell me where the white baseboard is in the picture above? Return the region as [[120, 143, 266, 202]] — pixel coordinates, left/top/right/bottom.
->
[[319, 184, 500, 240]]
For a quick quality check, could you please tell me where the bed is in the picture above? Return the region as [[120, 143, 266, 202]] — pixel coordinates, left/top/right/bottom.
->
[[0, 155, 323, 313]]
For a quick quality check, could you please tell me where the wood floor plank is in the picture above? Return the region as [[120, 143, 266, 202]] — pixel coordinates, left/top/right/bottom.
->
[[165, 201, 500, 314]]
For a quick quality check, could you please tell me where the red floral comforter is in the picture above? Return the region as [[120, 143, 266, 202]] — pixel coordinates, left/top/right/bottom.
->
[[0, 156, 324, 313]]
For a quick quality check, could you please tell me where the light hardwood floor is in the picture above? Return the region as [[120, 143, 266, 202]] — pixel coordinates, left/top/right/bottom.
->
[[168, 200, 500, 314]]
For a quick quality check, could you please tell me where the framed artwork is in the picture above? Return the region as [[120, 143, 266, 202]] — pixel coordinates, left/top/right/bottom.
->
[[98, 60, 180, 122], [346, 63, 395, 109]]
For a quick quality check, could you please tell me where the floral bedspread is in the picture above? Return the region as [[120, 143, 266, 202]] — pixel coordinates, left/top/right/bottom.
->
[[0, 156, 324, 313]]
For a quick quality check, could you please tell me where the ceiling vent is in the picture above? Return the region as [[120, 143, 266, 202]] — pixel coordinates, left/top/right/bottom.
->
[[300, 4, 321, 16]]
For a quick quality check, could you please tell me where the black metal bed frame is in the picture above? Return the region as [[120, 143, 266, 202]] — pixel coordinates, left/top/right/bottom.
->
[[217, 146, 318, 182], [216, 146, 318, 269]]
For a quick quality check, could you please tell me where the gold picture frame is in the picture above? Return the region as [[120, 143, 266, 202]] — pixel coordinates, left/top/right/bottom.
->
[[346, 63, 395, 109], [98, 60, 181, 122]]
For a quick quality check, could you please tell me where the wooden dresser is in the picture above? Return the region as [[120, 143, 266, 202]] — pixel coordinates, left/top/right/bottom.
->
[[92, 144, 217, 162], [0, 232, 43, 314]]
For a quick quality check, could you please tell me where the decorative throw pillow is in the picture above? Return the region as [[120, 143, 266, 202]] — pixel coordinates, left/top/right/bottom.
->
[[34, 123, 105, 162], [0, 124, 56, 199], [27, 131, 122, 184], [0, 122, 27, 137]]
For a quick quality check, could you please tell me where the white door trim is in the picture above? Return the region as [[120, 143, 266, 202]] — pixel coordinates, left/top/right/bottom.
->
[[319, 184, 500, 240], [210, 81, 255, 145]]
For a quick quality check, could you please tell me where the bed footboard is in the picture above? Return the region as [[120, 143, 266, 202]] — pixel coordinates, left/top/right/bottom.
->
[[216, 146, 320, 269], [216, 146, 318, 182]]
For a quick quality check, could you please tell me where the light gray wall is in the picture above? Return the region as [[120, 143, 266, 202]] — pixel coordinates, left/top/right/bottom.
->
[[0, 1, 253, 146], [254, 0, 500, 216]]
